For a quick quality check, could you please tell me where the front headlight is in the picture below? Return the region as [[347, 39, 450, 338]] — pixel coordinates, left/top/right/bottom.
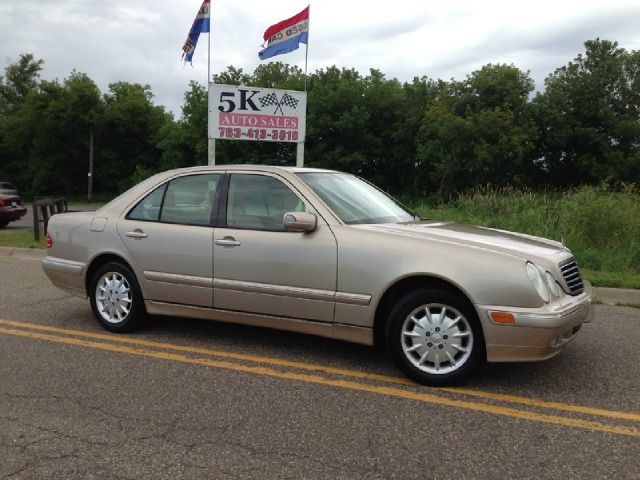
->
[[545, 272, 561, 298], [526, 262, 550, 303]]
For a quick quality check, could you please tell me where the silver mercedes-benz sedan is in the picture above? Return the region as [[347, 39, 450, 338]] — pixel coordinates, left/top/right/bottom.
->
[[42, 165, 593, 385]]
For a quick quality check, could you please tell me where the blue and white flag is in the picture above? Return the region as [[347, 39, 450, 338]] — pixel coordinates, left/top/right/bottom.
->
[[182, 0, 210, 64]]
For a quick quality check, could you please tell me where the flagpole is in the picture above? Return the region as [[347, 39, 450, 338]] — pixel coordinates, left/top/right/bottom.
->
[[296, 5, 310, 168], [207, 2, 215, 166], [304, 4, 310, 92]]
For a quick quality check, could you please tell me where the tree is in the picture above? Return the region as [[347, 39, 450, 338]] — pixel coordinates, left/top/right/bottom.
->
[[0, 53, 44, 113], [97, 82, 172, 192], [0, 71, 103, 194], [416, 64, 537, 195], [533, 39, 640, 185], [158, 81, 207, 170]]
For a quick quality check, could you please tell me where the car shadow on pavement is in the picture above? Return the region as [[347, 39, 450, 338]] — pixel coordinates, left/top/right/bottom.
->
[[142, 314, 577, 392]]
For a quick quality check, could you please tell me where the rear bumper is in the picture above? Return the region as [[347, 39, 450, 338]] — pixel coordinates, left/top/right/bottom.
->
[[477, 282, 593, 362], [42, 256, 87, 297], [0, 205, 27, 221]]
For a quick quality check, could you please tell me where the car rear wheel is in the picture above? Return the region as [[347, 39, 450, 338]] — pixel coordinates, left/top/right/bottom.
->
[[89, 262, 146, 332], [387, 288, 483, 386], [0, 220, 9, 228]]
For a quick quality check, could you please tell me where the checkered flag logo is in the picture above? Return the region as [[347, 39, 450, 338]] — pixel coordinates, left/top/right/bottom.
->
[[257, 91, 299, 115], [258, 92, 278, 109], [280, 93, 299, 110]]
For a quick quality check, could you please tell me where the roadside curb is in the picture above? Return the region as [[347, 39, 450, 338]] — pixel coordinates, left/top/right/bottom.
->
[[592, 287, 640, 307]]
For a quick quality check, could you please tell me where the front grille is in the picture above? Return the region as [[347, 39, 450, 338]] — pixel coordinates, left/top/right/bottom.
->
[[560, 259, 584, 295]]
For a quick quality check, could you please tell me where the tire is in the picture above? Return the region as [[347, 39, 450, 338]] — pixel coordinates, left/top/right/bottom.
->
[[89, 262, 147, 333], [387, 288, 484, 386], [0, 220, 9, 228]]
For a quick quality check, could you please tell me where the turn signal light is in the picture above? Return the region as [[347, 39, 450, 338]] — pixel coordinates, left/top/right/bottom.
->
[[46, 233, 53, 249], [491, 312, 515, 324]]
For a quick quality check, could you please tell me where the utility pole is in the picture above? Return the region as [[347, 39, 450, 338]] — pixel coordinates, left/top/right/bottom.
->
[[88, 129, 94, 203]]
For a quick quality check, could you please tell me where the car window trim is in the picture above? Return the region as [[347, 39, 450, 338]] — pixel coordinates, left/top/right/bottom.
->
[[214, 173, 230, 227]]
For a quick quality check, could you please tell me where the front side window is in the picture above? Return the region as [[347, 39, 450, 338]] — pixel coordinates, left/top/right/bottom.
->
[[226, 174, 305, 230], [298, 172, 415, 224]]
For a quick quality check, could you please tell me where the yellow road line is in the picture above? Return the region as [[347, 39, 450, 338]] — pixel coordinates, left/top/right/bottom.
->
[[1, 318, 639, 423], [0, 325, 638, 438]]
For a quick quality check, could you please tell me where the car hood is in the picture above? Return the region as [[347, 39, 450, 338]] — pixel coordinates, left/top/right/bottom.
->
[[357, 221, 572, 264]]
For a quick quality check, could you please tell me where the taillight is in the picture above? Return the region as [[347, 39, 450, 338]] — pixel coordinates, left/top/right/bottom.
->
[[46, 233, 53, 249], [0, 199, 4, 207]]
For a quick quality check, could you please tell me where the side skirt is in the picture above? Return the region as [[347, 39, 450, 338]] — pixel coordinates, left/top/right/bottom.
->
[[144, 300, 374, 346]]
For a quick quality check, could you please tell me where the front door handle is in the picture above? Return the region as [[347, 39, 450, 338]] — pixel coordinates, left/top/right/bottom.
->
[[126, 229, 148, 239], [215, 236, 241, 247]]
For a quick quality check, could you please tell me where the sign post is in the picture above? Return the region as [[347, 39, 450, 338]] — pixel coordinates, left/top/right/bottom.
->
[[208, 84, 307, 164]]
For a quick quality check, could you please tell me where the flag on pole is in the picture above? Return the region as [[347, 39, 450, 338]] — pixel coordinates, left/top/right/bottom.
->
[[182, 0, 210, 64], [259, 6, 309, 61]]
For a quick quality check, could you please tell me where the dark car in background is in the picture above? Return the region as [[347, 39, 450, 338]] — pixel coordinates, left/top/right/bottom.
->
[[0, 194, 27, 228], [0, 182, 19, 195]]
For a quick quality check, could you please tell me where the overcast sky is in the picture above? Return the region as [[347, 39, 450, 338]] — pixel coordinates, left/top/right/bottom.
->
[[1, 0, 638, 116]]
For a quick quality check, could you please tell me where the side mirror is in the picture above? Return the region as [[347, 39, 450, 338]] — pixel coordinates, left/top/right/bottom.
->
[[283, 211, 317, 232]]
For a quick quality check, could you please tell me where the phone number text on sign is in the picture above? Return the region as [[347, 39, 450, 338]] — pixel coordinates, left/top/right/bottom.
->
[[208, 84, 306, 143], [218, 128, 299, 141]]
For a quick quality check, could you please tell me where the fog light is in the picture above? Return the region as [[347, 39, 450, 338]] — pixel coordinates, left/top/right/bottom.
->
[[491, 312, 515, 324]]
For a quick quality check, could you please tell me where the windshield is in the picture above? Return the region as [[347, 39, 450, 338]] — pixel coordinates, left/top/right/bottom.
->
[[297, 172, 415, 224]]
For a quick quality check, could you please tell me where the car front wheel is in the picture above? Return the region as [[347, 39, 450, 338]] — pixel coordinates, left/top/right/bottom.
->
[[387, 289, 484, 386], [89, 262, 146, 332]]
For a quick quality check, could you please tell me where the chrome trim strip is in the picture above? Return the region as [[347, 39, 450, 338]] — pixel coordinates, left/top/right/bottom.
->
[[143, 273, 372, 305], [144, 271, 213, 288], [42, 257, 85, 276], [213, 278, 371, 306], [213, 278, 334, 302], [513, 303, 585, 322], [334, 292, 371, 306]]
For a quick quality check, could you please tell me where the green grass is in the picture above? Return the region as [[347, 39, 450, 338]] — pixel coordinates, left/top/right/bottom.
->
[[615, 302, 640, 309], [60, 193, 115, 205], [0, 230, 46, 249], [411, 185, 640, 284], [582, 269, 640, 290]]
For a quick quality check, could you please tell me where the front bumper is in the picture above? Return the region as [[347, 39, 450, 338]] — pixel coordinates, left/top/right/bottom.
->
[[477, 282, 593, 362]]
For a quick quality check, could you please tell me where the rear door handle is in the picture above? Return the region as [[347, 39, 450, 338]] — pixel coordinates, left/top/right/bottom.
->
[[215, 237, 241, 247], [126, 230, 148, 239]]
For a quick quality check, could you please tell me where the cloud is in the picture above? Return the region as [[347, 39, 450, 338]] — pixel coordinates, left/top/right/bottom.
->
[[1, 0, 638, 114]]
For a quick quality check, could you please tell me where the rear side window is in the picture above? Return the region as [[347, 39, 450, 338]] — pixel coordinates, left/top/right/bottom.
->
[[160, 174, 221, 226], [127, 174, 221, 225], [128, 185, 165, 221]]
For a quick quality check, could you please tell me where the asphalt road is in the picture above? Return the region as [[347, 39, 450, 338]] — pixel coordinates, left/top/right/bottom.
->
[[1, 250, 639, 479]]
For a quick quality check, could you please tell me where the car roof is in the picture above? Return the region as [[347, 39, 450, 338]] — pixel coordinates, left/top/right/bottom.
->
[[160, 165, 339, 176]]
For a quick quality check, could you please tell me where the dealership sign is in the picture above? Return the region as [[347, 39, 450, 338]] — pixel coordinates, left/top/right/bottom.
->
[[208, 84, 306, 143]]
